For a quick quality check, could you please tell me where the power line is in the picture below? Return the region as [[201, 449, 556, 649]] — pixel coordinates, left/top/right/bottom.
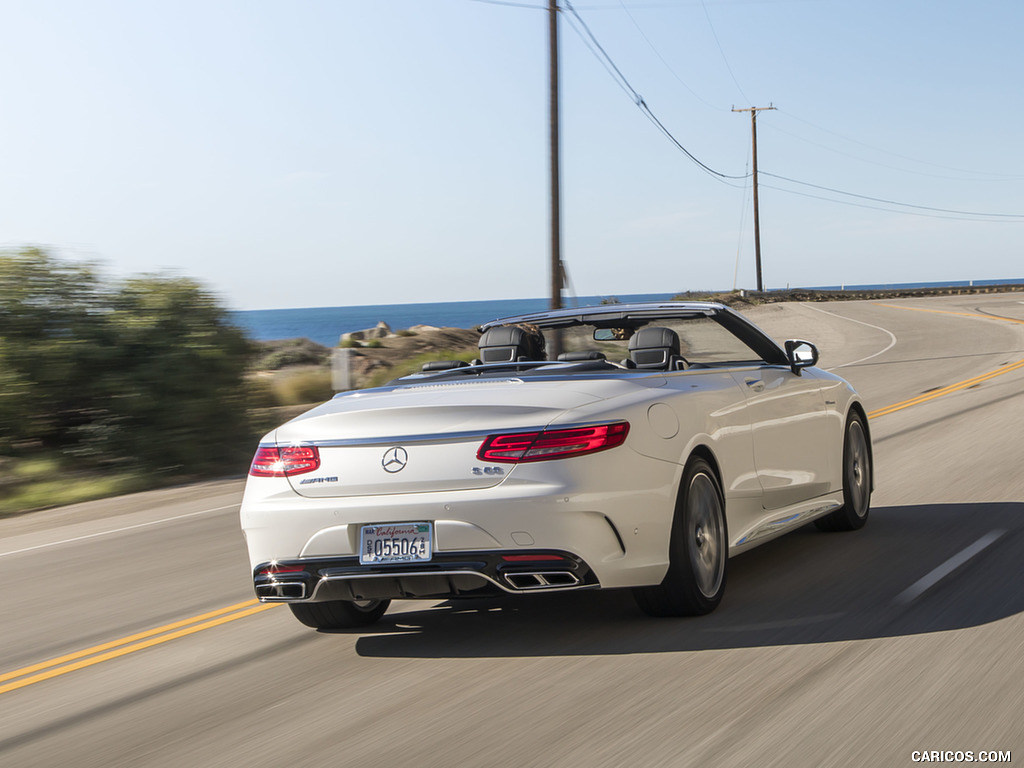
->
[[761, 172, 1024, 220], [699, 0, 750, 104], [616, 0, 723, 111], [759, 183, 1024, 223], [465, 0, 546, 8], [467, 0, 1024, 222], [562, 1, 749, 183], [776, 108, 1024, 180], [759, 121, 1016, 182]]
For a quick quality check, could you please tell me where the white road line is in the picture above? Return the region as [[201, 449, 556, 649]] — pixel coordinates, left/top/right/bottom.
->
[[894, 530, 1007, 604], [0, 503, 240, 559], [801, 303, 898, 371]]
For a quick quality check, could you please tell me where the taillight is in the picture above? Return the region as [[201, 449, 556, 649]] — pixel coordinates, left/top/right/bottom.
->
[[477, 422, 629, 463], [249, 445, 321, 477]]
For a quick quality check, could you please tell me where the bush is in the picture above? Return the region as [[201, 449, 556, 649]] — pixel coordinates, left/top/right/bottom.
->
[[363, 350, 478, 389], [271, 369, 334, 406], [256, 338, 330, 370], [0, 247, 255, 476]]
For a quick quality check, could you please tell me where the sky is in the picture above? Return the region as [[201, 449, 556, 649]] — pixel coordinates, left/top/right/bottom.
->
[[1, 0, 1022, 310]]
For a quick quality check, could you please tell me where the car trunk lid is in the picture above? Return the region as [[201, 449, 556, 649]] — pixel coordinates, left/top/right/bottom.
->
[[274, 379, 604, 497]]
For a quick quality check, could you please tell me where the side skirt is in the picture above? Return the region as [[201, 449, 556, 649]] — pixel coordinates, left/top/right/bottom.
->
[[730, 493, 844, 554]]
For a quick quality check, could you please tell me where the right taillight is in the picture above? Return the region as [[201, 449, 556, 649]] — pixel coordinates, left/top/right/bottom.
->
[[477, 422, 629, 463], [249, 445, 320, 477]]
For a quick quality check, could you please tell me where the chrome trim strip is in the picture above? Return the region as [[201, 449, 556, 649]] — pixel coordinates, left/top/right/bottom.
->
[[307, 568, 592, 599], [261, 419, 630, 449]]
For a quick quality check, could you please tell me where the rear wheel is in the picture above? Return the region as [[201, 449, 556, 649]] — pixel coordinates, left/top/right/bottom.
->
[[289, 599, 390, 629], [815, 412, 871, 532], [635, 457, 727, 617]]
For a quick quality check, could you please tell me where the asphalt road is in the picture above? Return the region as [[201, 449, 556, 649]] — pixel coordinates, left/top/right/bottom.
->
[[2, 293, 1023, 768]]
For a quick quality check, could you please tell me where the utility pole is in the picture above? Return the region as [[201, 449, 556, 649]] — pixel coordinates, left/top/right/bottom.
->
[[732, 104, 775, 292], [547, 0, 563, 356]]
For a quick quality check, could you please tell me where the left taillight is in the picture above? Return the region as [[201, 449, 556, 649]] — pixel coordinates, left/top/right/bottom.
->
[[477, 422, 629, 463], [249, 445, 321, 477]]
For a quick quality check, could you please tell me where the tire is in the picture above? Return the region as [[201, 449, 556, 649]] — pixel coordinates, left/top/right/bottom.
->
[[815, 412, 872, 532], [289, 599, 390, 629], [634, 457, 728, 617]]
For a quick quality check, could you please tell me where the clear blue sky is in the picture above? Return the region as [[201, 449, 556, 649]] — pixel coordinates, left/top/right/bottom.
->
[[2, 0, 1021, 310]]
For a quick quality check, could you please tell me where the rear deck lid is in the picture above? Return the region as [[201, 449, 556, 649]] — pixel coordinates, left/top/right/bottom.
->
[[273, 378, 604, 497]]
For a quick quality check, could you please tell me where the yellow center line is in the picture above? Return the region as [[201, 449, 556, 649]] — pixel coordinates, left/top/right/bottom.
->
[[868, 358, 1024, 418], [0, 599, 279, 695], [867, 303, 1024, 419], [875, 303, 1024, 326]]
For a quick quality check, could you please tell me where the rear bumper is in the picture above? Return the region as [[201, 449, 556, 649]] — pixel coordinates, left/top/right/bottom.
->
[[253, 549, 599, 602]]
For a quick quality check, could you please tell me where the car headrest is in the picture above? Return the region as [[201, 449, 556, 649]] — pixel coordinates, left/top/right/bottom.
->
[[557, 351, 606, 362], [478, 325, 546, 363], [628, 326, 680, 369]]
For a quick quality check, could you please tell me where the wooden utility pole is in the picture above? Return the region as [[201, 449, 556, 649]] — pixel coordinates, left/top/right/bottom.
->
[[547, 0, 562, 356], [732, 104, 775, 292]]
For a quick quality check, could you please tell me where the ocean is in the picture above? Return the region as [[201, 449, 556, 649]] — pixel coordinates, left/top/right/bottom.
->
[[229, 279, 1023, 347], [230, 293, 678, 347]]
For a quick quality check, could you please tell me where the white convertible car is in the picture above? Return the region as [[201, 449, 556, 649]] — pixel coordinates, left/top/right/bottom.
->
[[241, 302, 872, 629]]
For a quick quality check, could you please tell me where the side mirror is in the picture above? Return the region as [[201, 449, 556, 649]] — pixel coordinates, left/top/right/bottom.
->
[[785, 340, 819, 374]]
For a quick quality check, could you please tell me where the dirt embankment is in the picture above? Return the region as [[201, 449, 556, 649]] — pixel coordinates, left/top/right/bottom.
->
[[255, 326, 481, 390]]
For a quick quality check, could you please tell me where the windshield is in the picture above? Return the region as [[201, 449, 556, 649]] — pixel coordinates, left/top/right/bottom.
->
[[556, 315, 767, 367], [392, 308, 786, 385]]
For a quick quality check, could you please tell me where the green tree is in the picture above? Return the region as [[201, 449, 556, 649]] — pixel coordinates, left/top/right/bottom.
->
[[0, 248, 113, 449], [0, 247, 256, 475], [100, 275, 254, 472]]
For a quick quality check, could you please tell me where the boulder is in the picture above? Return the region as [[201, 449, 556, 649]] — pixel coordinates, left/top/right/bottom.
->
[[340, 321, 392, 344]]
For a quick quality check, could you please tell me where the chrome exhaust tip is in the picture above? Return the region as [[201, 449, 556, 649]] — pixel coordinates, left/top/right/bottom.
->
[[504, 571, 581, 590], [256, 581, 307, 600]]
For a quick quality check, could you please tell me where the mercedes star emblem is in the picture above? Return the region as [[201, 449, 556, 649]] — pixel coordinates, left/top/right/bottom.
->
[[382, 446, 408, 473]]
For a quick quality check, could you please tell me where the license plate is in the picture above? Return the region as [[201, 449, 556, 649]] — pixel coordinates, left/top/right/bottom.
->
[[359, 523, 432, 565]]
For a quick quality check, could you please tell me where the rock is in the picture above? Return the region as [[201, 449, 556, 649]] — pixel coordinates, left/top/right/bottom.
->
[[340, 321, 392, 345]]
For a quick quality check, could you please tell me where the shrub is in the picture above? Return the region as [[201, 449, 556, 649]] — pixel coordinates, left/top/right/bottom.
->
[[363, 350, 477, 389], [256, 339, 330, 370], [0, 247, 254, 475], [272, 369, 334, 406]]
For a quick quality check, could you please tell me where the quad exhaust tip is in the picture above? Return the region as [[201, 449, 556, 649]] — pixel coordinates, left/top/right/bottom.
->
[[504, 571, 580, 590]]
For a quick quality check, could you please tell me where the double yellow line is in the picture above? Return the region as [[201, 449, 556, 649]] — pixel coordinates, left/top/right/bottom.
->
[[869, 358, 1024, 419], [0, 599, 277, 695], [867, 303, 1024, 419]]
